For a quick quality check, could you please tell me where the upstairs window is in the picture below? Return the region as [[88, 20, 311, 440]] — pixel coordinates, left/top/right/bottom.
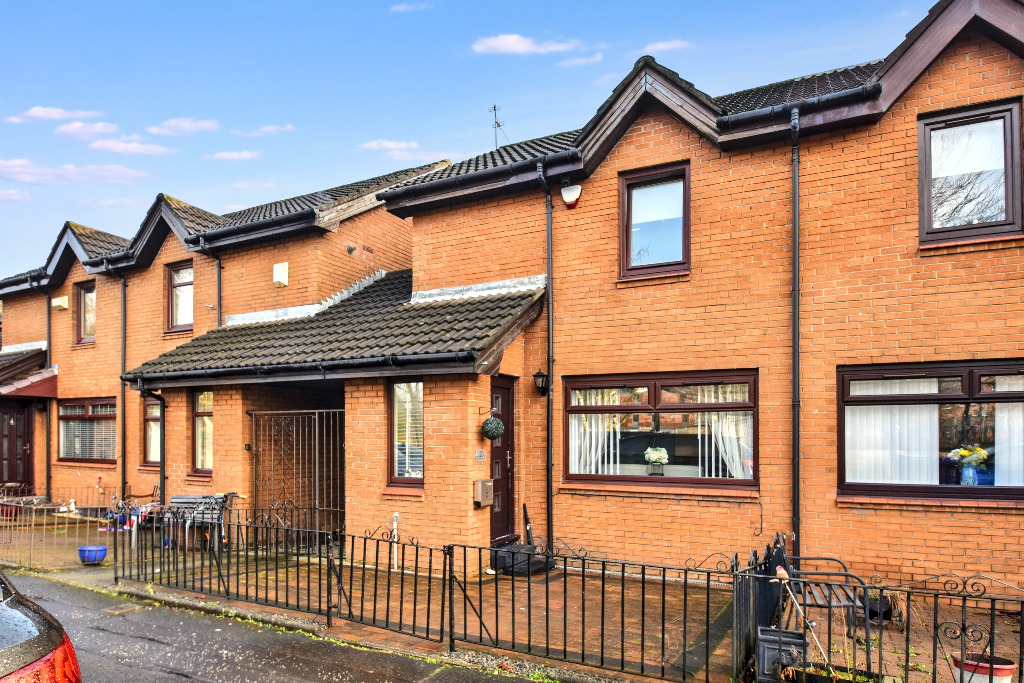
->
[[918, 101, 1022, 244], [620, 162, 690, 279], [168, 261, 194, 332], [389, 380, 424, 486], [77, 282, 96, 344], [59, 399, 116, 461]]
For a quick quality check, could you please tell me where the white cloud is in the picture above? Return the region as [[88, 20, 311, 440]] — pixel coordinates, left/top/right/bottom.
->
[[204, 150, 262, 161], [231, 180, 276, 190], [89, 139, 175, 155], [230, 124, 295, 137], [0, 189, 32, 202], [81, 197, 142, 207], [0, 159, 148, 184], [54, 121, 119, 139], [6, 106, 103, 124], [472, 34, 580, 55], [593, 72, 620, 86], [640, 39, 691, 53], [557, 52, 603, 67], [360, 139, 420, 151], [390, 1, 431, 11], [147, 117, 220, 136], [360, 139, 451, 161]]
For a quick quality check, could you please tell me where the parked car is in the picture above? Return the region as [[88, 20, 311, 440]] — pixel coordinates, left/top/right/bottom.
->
[[0, 568, 81, 682]]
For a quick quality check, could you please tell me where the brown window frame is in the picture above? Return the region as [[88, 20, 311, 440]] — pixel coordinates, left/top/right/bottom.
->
[[838, 359, 1024, 501], [57, 398, 117, 463], [619, 162, 691, 280], [143, 398, 162, 466], [167, 260, 194, 333], [388, 378, 424, 488], [192, 389, 213, 475], [918, 99, 1023, 245], [562, 370, 758, 487], [76, 281, 96, 344]]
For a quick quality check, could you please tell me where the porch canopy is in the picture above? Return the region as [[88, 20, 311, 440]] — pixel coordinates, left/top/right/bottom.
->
[[122, 269, 545, 388], [0, 349, 54, 398]]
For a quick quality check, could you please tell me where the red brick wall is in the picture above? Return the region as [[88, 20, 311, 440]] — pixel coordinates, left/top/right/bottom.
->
[[2, 292, 47, 347], [398, 30, 1024, 583]]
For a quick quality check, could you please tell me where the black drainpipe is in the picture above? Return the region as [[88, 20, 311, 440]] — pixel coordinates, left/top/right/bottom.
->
[[138, 382, 166, 506], [199, 237, 223, 326], [536, 162, 555, 548], [103, 260, 129, 501], [30, 281, 52, 500], [790, 108, 802, 559]]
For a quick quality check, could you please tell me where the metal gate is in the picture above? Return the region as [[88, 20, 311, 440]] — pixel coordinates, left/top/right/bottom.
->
[[251, 410, 344, 534]]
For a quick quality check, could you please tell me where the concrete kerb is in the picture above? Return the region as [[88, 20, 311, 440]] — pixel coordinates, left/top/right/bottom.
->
[[10, 565, 630, 683]]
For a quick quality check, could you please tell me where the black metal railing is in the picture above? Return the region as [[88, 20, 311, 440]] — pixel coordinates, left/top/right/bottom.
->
[[443, 543, 738, 681], [113, 504, 333, 620], [328, 531, 446, 641]]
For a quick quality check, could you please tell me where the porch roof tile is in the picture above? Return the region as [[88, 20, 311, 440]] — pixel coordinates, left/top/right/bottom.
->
[[123, 269, 543, 381]]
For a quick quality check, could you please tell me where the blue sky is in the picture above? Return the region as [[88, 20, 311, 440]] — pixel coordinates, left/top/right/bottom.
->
[[0, 0, 934, 277]]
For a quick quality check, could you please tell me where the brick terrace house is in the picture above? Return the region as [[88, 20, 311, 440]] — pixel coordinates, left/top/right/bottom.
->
[[7, 0, 1024, 584], [0, 163, 441, 521]]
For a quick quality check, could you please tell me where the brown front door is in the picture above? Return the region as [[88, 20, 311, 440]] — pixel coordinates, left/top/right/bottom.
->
[[490, 377, 515, 545], [0, 403, 32, 491]]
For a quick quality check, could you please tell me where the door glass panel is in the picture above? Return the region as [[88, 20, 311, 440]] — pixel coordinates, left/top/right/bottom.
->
[[492, 461, 501, 479]]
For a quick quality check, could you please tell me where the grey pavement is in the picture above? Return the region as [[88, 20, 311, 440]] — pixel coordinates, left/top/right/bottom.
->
[[8, 572, 530, 683]]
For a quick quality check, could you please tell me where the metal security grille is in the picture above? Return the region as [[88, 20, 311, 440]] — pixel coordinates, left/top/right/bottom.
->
[[251, 410, 345, 534]]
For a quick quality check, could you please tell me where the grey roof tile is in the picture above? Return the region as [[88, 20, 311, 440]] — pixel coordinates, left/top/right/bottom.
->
[[125, 270, 543, 379], [713, 61, 884, 114], [67, 222, 132, 259]]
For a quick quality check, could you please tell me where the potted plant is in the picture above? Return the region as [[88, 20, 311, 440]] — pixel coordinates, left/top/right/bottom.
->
[[951, 650, 1018, 683], [942, 445, 989, 486], [644, 446, 668, 475]]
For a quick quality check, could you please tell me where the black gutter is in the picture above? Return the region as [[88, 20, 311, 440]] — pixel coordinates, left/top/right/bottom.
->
[[790, 108, 802, 560], [181, 209, 317, 246], [717, 82, 881, 132], [138, 383, 166, 506], [101, 259, 130, 501], [379, 149, 581, 204], [122, 351, 475, 384], [1, 269, 46, 290], [536, 162, 555, 549], [198, 237, 223, 327]]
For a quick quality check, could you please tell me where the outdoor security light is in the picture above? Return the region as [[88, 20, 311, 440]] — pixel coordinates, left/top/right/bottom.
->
[[533, 370, 549, 396]]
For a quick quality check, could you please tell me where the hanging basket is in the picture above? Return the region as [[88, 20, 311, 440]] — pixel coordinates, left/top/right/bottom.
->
[[481, 416, 505, 441]]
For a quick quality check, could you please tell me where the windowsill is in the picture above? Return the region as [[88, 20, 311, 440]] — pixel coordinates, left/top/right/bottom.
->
[[836, 493, 1024, 509], [617, 269, 691, 287], [918, 232, 1024, 255], [557, 480, 758, 499], [382, 485, 425, 498], [72, 341, 95, 349], [164, 327, 194, 337], [139, 463, 161, 471], [56, 459, 117, 467], [187, 471, 212, 480]]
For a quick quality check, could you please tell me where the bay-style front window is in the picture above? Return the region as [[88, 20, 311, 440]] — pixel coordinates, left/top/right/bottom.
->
[[840, 362, 1024, 498], [564, 372, 757, 484]]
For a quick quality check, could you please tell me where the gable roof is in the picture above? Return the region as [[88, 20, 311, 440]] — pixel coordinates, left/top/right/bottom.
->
[[0, 162, 447, 296], [381, 0, 1024, 215], [123, 269, 544, 387]]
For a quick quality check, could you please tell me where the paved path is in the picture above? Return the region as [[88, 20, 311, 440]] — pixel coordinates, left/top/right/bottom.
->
[[9, 573, 528, 682]]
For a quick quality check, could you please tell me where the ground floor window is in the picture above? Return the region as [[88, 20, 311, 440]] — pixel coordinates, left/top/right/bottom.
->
[[389, 380, 423, 485], [840, 361, 1024, 498], [144, 399, 161, 465], [563, 371, 757, 484], [193, 390, 213, 472], [59, 399, 116, 461]]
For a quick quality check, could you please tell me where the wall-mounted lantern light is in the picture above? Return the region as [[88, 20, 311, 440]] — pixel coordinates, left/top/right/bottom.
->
[[533, 370, 549, 396]]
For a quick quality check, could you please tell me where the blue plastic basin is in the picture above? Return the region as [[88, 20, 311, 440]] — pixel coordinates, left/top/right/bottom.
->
[[78, 545, 107, 564]]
